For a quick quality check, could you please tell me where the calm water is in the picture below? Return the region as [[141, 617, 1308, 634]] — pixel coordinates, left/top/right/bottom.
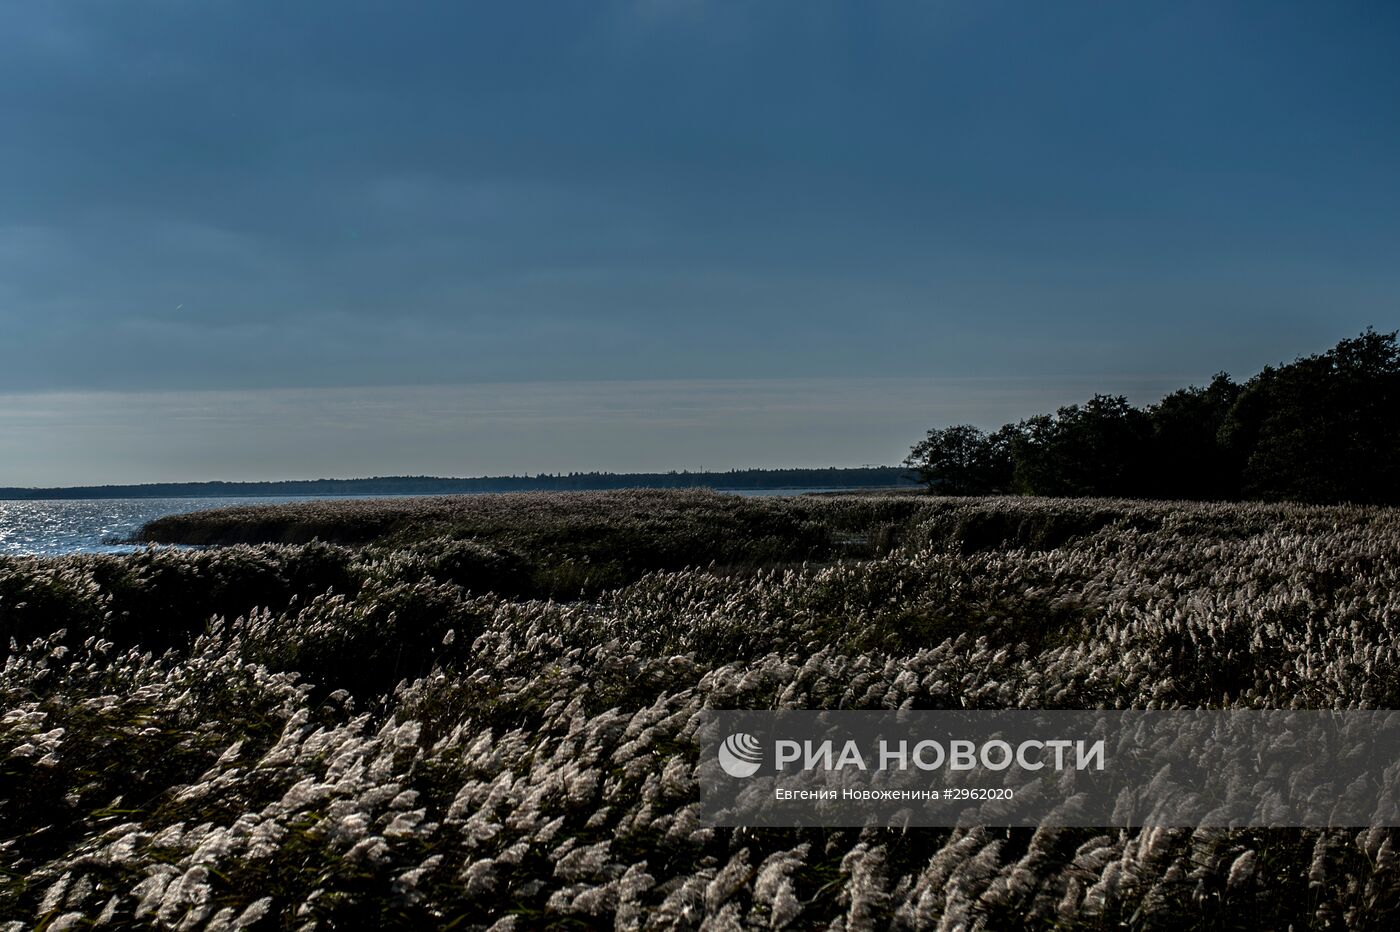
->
[[0, 497, 327, 556], [0, 488, 868, 556]]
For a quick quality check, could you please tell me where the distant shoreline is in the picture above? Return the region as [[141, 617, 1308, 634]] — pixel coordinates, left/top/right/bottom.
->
[[0, 467, 916, 501]]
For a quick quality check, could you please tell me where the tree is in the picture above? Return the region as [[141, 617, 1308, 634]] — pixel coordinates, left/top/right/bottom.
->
[[904, 425, 1011, 495], [1144, 373, 1241, 500], [1222, 328, 1400, 503], [908, 328, 1400, 504], [1010, 395, 1152, 497]]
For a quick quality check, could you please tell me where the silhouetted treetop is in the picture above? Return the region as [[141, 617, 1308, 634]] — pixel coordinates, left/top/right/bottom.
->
[[907, 329, 1400, 504]]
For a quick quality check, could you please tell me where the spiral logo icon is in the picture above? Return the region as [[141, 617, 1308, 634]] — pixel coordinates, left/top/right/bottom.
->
[[718, 732, 763, 778]]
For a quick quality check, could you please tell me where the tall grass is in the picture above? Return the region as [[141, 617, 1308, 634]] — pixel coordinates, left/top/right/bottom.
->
[[3, 491, 1399, 928]]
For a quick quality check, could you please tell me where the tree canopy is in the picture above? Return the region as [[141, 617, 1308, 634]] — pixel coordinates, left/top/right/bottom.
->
[[905, 329, 1400, 504]]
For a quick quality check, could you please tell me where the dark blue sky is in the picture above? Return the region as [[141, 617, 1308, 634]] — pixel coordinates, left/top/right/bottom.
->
[[3, 1, 1398, 483]]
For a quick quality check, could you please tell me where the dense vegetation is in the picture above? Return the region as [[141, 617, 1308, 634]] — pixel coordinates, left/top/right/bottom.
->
[[4, 491, 1399, 928], [906, 328, 1400, 504], [136, 489, 910, 570], [0, 467, 913, 501]]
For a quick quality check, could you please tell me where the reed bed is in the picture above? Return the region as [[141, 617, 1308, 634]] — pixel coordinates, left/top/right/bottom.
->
[[3, 492, 1399, 928]]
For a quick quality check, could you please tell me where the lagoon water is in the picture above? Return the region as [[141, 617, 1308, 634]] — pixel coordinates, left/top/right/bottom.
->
[[0, 497, 316, 556], [0, 488, 864, 556]]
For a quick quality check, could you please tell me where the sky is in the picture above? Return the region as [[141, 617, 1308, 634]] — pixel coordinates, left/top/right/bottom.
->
[[3, 0, 1398, 485]]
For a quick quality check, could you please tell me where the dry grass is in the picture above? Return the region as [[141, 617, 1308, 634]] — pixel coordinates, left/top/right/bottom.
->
[[3, 491, 1398, 928]]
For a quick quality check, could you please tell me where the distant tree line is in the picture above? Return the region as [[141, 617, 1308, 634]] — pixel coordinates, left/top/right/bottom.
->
[[905, 329, 1400, 504], [0, 467, 916, 501]]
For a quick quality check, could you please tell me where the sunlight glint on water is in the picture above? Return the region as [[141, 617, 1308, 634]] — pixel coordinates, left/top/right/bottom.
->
[[0, 489, 845, 555], [0, 499, 253, 555]]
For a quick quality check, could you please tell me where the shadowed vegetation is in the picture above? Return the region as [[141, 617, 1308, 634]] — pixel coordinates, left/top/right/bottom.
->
[[3, 491, 1399, 928], [907, 329, 1400, 505]]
